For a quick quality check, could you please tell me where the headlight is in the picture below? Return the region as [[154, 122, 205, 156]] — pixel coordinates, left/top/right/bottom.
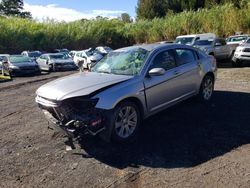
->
[[9, 65, 19, 69], [236, 47, 244, 52]]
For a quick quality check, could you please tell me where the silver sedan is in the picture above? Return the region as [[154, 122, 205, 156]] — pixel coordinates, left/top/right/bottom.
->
[[36, 43, 217, 143]]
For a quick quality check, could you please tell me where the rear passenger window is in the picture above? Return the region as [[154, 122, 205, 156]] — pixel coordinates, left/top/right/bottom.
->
[[175, 49, 196, 66], [151, 50, 176, 71]]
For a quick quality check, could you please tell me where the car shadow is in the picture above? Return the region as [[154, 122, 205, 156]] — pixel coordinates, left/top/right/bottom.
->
[[217, 61, 250, 68], [75, 90, 250, 169]]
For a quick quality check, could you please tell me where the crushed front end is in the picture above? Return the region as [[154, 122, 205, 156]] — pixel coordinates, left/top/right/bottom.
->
[[36, 95, 105, 138]]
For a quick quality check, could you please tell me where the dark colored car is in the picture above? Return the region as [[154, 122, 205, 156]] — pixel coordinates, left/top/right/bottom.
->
[[8, 55, 41, 76]]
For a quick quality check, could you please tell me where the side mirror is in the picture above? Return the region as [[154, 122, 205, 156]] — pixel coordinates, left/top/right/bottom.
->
[[148, 68, 165, 76], [215, 43, 222, 47]]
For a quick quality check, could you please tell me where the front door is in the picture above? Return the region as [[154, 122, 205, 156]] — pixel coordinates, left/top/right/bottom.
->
[[144, 49, 182, 112]]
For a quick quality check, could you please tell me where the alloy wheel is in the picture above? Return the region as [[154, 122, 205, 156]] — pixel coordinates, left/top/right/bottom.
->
[[203, 77, 213, 100], [115, 106, 138, 138]]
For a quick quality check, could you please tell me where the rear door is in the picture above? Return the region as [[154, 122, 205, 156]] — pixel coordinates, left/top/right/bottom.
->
[[221, 39, 232, 58], [174, 48, 201, 94], [214, 39, 224, 59]]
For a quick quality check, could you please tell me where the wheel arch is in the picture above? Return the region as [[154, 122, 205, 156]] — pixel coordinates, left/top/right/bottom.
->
[[115, 97, 145, 119], [204, 72, 215, 83]]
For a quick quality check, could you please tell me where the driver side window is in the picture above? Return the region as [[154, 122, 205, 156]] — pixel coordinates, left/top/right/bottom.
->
[[150, 50, 176, 71]]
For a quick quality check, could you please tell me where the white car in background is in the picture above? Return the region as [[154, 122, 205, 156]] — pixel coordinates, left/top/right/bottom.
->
[[73, 49, 103, 70], [175, 33, 216, 46], [69, 50, 78, 58], [226, 35, 249, 53], [232, 37, 250, 67], [96, 46, 113, 55]]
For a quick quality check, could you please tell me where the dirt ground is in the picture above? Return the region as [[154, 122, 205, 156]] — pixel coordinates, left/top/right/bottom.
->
[[0, 64, 250, 188]]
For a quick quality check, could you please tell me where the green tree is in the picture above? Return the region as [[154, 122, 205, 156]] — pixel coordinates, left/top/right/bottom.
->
[[136, 0, 168, 19], [120, 13, 133, 23], [0, 0, 31, 18]]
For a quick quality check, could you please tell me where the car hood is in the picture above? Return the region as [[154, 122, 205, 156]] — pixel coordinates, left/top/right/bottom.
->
[[36, 72, 133, 101], [11, 61, 38, 67]]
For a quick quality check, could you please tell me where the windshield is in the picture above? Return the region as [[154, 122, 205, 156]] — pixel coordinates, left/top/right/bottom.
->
[[175, 37, 194, 45], [28, 52, 41, 58], [194, 40, 213, 46], [104, 47, 112, 51], [0, 56, 7, 61], [10, 56, 31, 63], [86, 50, 100, 57], [246, 38, 250, 44], [227, 36, 248, 42], [92, 48, 149, 76], [49, 54, 64, 59]]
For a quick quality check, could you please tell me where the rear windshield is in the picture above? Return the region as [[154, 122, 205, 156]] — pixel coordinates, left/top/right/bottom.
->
[[194, 40, 213, 46], [28, 52, 41, 58], [227, 36, 248, 42], [49, 54, 64, 59], [10, 56, 31, 63], [175, 37, 194, 45]]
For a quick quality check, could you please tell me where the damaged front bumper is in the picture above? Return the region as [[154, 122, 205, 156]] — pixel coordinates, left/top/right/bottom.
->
[[36, 95, 106, 138]]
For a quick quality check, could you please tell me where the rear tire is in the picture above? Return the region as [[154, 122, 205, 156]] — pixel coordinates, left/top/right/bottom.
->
[[198, 75, 214, 102], [108, 101, 141, 143]]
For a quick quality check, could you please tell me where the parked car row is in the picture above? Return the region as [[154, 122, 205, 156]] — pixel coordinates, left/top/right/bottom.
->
[[0, 46, 113, 78], [174, 33, 250, 66]]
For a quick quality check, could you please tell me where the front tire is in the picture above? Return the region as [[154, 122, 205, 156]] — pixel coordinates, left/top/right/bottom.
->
[[198, 75, 214, 102], [110, 102, 141, 143]]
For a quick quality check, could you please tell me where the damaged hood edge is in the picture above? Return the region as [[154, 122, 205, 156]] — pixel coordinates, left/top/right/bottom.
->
[[36, 72, 133, 101]]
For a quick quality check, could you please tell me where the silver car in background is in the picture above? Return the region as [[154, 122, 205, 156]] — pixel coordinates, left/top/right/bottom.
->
[[36, 53, 77, 72], [193, 38, 233, 61], [36, 44, 217, 143]]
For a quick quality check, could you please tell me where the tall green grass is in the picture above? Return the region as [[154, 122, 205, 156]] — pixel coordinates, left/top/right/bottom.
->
[[0, 3, 249, 53]]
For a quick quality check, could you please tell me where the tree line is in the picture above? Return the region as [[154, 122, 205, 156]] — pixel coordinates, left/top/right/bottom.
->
[[136, 0, 249, 19]]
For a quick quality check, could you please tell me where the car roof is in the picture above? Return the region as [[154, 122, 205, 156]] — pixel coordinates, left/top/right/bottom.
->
[[228, 35, 249, 38], [10, 55, 27, 57], [176, 33, 216, 39], [43, 53, 64, 56], [116, 43, 189, 52]]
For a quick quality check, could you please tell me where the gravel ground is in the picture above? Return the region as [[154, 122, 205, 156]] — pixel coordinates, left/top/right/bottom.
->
[[0, 65, 250, 188]]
